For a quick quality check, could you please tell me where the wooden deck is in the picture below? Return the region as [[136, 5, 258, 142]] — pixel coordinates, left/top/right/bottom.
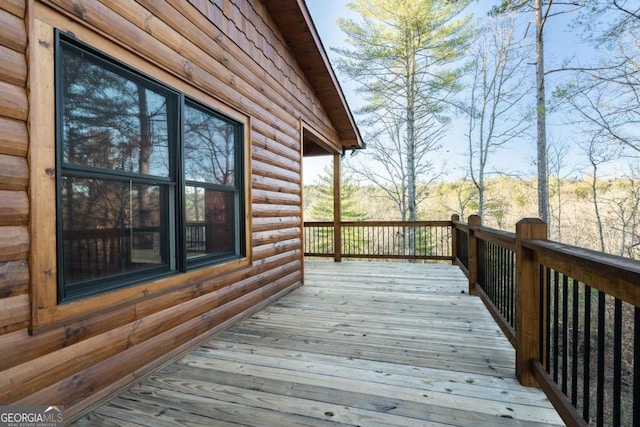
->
[[72, 261, 563, 426]]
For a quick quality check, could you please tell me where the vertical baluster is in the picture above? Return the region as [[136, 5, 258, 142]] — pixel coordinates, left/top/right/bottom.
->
[[96, 237, 101, 275], [539, 264, 546, 365], [484, 242, 488, 294], [341, 226, 345, 255], [613, 298, 621, 427], [493, 244, 498, 310], [433, 225, 436, 257], [497, 245, 501, 315], [571, 279, 579, 407], [553, 270, 559, 382], [432, 225, 435, 257], [481, 242, 486, 295], [511, 250, 515, 326], [597, 291, 605, 427], [634, 306, 640, 426], [509, 249, 513, 322], [584, 284, 592, 423], [480, 240, 493, 300], [562, 274, 569, 394], [499, 246, 504, 319], [501, 246, 506, 319], [345, 226, 348, 256], [546, 267, 552, 374], [505, 250, 510, 324], [487, 243, 497, 301], [497, 244, 501, 307], [325, 226, 328, 254]]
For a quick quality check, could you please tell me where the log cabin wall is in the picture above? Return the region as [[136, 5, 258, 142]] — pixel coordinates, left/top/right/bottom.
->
[[0, 0, 344, 418], [0, 0, 29, 325]]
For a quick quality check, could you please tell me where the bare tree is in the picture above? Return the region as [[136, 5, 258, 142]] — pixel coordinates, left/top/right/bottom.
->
[[491, 0, 586, 226], [547, 139, 578, 241], [465, 14, 532, 217], [554, 26, 640, 154], [335, 0, 474, 225], [582, 135, 621, 252], [602, 162, 640, 258]]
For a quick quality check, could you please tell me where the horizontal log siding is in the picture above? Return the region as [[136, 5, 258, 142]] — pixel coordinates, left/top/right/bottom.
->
[[0, 1, 29, 342], [187, 0, 340, 148], [0, 0, 335, 417]]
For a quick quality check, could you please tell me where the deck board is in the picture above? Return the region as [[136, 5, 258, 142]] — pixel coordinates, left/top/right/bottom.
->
[[73, 261, 564, 426]]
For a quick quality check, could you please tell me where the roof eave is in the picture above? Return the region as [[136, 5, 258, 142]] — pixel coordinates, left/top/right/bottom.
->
[[262, 0, 364, 151]]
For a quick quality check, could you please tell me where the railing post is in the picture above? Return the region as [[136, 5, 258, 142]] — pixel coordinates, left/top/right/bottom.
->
[[515, 218, 547, 387], [451, 214, 459, 265], [467, 215, 481, 295], [333, 153, 342, 262]]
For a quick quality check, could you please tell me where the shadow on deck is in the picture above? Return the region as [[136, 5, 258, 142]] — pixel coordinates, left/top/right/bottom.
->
[[73, 261, 563, 426]]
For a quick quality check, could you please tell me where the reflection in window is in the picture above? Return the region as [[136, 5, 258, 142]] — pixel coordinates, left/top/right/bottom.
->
[[56, 33, 244, 302], [61, 177, 168, 296], [185, 187, 235, 258], [183, 100, 242, 268], [184, 101, 235, 185], [61, 43, 170, 177]]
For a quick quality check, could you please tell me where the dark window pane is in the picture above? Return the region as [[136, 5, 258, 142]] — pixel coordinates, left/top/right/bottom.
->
[[61, 176, 169, 285], [61, 43, 170, 177], [184, 102, 236, 185], [185, 186, 235, 259]]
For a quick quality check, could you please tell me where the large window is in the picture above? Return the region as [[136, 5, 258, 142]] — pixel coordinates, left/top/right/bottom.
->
[[56, 33, 245, 302]]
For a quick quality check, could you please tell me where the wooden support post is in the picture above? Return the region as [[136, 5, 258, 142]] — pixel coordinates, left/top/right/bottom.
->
[[467, 215, 481, 295], [515, 218, 547, 387], [450, 214, 459, 265], [333, 153, 342, 262]]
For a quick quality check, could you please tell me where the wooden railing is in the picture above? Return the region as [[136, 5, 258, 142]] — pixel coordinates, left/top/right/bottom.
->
[[304, 221, 453, 261], [304, 215, 640, 426], [455, 216, 640, 427]]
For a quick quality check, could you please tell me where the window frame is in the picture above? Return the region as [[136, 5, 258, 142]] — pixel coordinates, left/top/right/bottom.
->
[[29, 15, 252, 333], [182, 97, 246, 270], [55, 34, 179, 301], [55, 32, 247, 303]]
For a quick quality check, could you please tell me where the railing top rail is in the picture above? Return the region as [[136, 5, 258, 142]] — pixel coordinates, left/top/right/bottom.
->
[[304, 220, 454, 227], [525, 238, 640, 306], [341, 220, 453, 227], [472, 225, 516, 252], [452, 221, 468, 232]]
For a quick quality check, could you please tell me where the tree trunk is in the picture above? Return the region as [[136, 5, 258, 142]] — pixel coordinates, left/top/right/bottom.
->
[[137, 85, 152, 227], [406, 55, 417, 258], [535, 0, 549, 227], [590, 167, 606, 252], [478, 167, 484, 218]]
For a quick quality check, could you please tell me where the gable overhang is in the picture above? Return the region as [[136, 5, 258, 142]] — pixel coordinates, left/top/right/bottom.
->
[[262, 0, 364, 155]]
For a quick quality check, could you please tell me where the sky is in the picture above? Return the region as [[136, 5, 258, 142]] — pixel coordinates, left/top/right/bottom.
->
[[303, 0, 594, 185]]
